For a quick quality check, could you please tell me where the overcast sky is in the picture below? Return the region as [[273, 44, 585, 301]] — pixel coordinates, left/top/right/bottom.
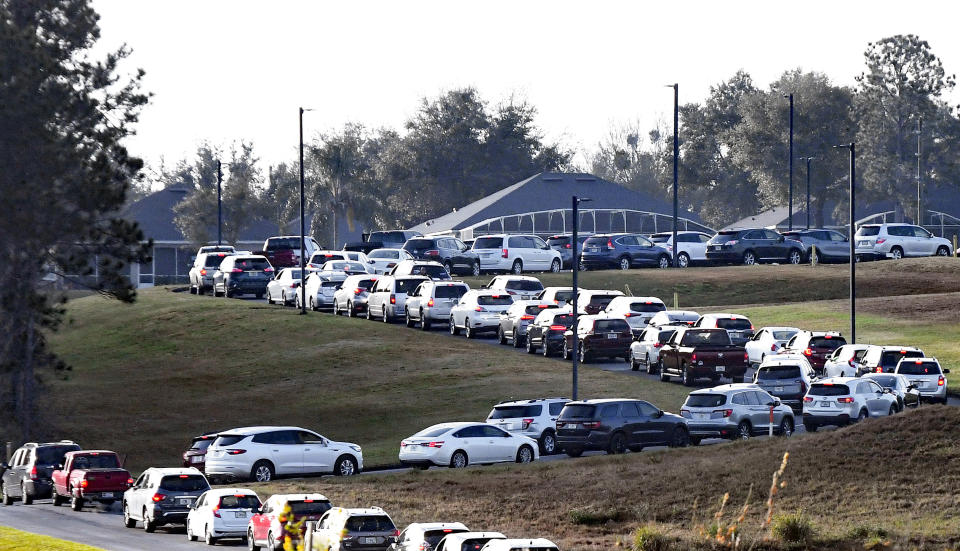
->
[[91, 0, 960, 175]]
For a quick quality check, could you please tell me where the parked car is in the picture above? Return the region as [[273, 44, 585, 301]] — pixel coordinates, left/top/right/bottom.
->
[[823, 344, 872, 378], [480, 540, 558, 551], [497, 300, 557, 347], [204, 426, 363, 482], [366, 248, 415, 274], [524, 308, 575, 357], [603, 296, 667, 332], [780, 331, 846, 375], [647, 310, 700, 328], [189, 251, 235, 294], [301, 270, 348, 311], [1, 440, 80, 505], [366, 275, 429, 322], [255, 236, 322, 269], [399, 422, 538, 469], [333, 274, 380, 317], [856, 345, 925, 375], [629, 326, 682, 373], [122, 467, 210, 532], [471, 234, 562, 274], [681, 384, 795, 443], [694, 313, 754, 345], [342, 251, 371, 265], [752, 355, 817, 411], [555, 399, 689, 456], [802, 377, 899, 431], [182, 433, 219, 472], [781, 228, 850, 262], [212, 255, 274, 298], [389, 522, 470, 551], [862, 373, 921, 411], [185, 488, 260, 545], [486, 398, 570, 455], [536, 286, 581, 306], [449, 290, 514, 338], [436, 532, 506, 551], [658, 328, 749, 386], [405, 280, 471, 330], [855, 223, 952, 260], [580, 233, 672, 270], [389, 260, 451, 280], [649, 231, 713, 268], [367, 230, 424, 249], [546, 233, 591, 269], [51, 450, 132, 510], [198, 245, 236, 255], [403, 236, 481, 276], [247, 493, 332, 551], [483, 275, 544, 300], [574, 289, 624, 315], [562, 315, 633, 363], [744, 327, 801, 367], [705, 228, 805, 265], [320, 260, 370, 275], [312, 507, 399, 551], [307, 250, 348, 270], [894, 357, 949, 403], [265, 267, 302, 306]]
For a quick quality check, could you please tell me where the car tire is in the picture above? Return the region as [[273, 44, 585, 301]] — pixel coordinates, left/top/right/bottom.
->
[[248, 528, 258, 551], [333, 301, 340, 315], [670, 426, 690, 447], [630, 351, 639, 371], [70, 494, 82, 511], [736, 421, 751, 440], [472, 262, 481, 277], [51, 491, 63, 507], [0, 485, 10, 506], [690, 436, 702, 446], [618, 256, 631, 270], [251, 460, 275, 483], [449, 317, 459, 335], [123, 502, 135, 527], [511, 259, 523, 274], [498, 327, 507, 345], [658, 254, 671, 269], [22, 483, 32, 505], [187, 524, 196, 541], [421, 311, 431, 331], [143, 508, 155, 532], [562, 343, 571, 360], [382, 307, 390, 323], [450, 451, 468, 469], [779, 417, 794, 437], [405, 312, 415, 327], [742, 250, 757, 266], [464, 320, 474, 339], [788, 249, 802, 265], [804, 422, 818, 432], [607, 432, 626, 454], [808, 248, 819, 264], [888, 404, 897, 416], [565, 448, 583, 458], [334, 455, 358, 476], [526, 337, 537, 354], [578, 343, 589, 364], [677, 252, 690, 268], [516, 445, 534, 464], [539, 431, 557, 455], [443, 262, 453, 275], [647, 355, 658, 375], [855, 409, 868, 423], [309, 297, 316, 311], [550, 259, 561, 273], [659, 369, 670, 382], [682, 364, 693, 386], [936, 246, 950, 256], [890, 247, 903, 260], [347, 302, 356, 317], [513, 333, 524, 348], [365, 306, 372, 320]]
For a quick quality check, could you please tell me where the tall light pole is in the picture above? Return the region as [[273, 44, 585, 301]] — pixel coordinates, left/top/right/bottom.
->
[[784, 93, 794, 231], [667, 83, 679, 267], [799, 157, 815, 229], [916, 116, 923, 224], [216, 160, 223, 246], [834, 143, 856, 343], [571, 196, 591, 401], [299, 107, 314, 315]]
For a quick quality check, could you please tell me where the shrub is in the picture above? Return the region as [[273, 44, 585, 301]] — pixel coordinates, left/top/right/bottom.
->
[[632, 525, 671, 551], [771, 511, 815, 544], [569, 507, 628, 525]]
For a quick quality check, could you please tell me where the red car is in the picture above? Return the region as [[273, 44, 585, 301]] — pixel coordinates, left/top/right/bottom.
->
[[781, 331, 846, 375], [51, 450, 132, 510], [247, 493, 332, 550], [182, 433, 219, 472]]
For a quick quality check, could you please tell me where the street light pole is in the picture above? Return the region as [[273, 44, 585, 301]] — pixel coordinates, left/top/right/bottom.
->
[[785, 93, 794, 231], [834, 143, 856, 343], [799, 157, 815, 229], [668, 83, 679, 267], [298, 107, 312, 315], [216, 160, 223, 246], [571, 195, 591, 401], [916, 117, 923, 224]]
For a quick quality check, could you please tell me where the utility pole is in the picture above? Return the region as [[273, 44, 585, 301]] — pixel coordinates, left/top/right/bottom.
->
[[571, 196, 591, 400], [799, 157, 815, 229], [916, 117, 923, 224], [834, 143, 856, 343], [785, 93, 794, 231], [298, 107, 309, 315], [216, 160, 223, 246], [668, 83, 679, 267]]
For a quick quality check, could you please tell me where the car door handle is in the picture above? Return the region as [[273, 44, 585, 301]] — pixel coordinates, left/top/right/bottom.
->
[[272, 449, 279, 452]]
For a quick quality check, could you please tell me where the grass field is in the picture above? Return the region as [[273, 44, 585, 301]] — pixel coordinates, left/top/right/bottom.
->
[[0, 526, 105, 551]]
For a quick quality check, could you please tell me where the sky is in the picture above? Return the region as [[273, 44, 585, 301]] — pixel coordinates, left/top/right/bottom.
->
[[91, 0, 960, 177]]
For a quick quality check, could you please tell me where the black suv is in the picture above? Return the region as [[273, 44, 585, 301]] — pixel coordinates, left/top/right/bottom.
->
[[705, 228, 805, 266], [580, 234, 672, 270], [546, 234, 591, 269], [212, 255, 274, 298], [555, 399, 688, 456], [402, 237, 480, 276], [2, 440, 80, 504]]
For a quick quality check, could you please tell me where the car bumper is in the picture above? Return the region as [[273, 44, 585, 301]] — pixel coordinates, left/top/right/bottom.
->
[[204, 459, 251, 479], [686, 422, 738, 439], [467, 316, 501, 331], [704, 250, 741, 262], [556, 433, 608, 452], [227, 282, 268, 294], [422, 306, 452, 320], [580, 255, 618, 269], [79, 490, 124, 501], [802, 412, 851, 426], [24, 480, 53, 498], [152, 506, 191, 525]]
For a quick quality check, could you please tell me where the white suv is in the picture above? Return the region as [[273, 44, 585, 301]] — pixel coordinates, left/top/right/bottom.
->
[[449, 290, 514, 338], [485, 398, 569, 455], [694, 313, 754, 345], [405, 281, 470, 330], [855, 223, 952, 260], [483, 275, 544, 300], [603, 296, 666, 331], [204, 426, 362, 482], [801, 377, 899, 431], [480, 539, 559, 551], [895, 357, 949, 404], [366, 275, 429, 322], [472, 234, 562, 274], [389, 522, 469, 551], [312, 507, 398, 551], [649, 231, 712, 268]]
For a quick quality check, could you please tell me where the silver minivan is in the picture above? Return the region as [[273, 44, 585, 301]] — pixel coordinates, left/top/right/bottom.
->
[[681, 383, 795, 443], [405, 281, 470, 330], [365, 275, 428, 322]]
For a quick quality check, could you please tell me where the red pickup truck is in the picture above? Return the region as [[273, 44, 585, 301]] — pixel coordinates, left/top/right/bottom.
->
[[659, 328, 749, 386], [51, 450, 132, 511], [254, 236, 321, 268]]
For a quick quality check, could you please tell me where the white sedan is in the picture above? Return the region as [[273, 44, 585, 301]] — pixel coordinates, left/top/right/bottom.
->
[[744, 326, 800, 366], [399, 422, 538, 469], [265, 268, 302, 306], [367, 248, 415, 274], [186, 488, 260, 545], [300, 271, 347, 310]]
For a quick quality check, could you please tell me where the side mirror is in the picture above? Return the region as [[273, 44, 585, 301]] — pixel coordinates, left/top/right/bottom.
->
[[1, 463, 8, 470], [943, 369, 951, 374], [56, 463, 64, 470], [907, 384, 917, 391], [655, 410, 664, 418], [778, 236, 785, 242]]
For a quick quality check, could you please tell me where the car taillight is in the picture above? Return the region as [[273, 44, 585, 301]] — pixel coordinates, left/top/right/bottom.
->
[[803, 396, 813, 402], [623, 313, 632, 317], [653, 342, 663, 348], [876, 238, 886, 244], [848, 359, 856, 367], [837, 397, 854, 403], [427, 298, 434, 307], [393, 529, 402, 538], [522, 418, 534, 429], [744, 352, 749, 362], [691, 353, 697, 362], [152, 493, 166, 503], [714, 409, 733, 417], [264, 267, 274, 273], [200, 269, 207, 276], [803, 348, 813, 356], [556, 421, 566, 428], [606, 239, 615, 250], [390, 294, 396, 304], [475, 306, 487, 312], [771, 343, 778, 351], [126, 478, 134, 486], [354, 288, 363, 295], [582, 421, 601, 429], [28, 466, 37, 479], [231, 268, 243, 273], [425, 441, 444, 448], [938, 376, 945, 386], [502, 248, 509, 258], [800, 381, 807, 394], [227, 449, 246, 455], [520, 315, 535, 320], [290, 283, 299, 288], [79, 479, 89, 488], [213, 504, 221, 518], [564, 243, 571, 249], [549, 324, 566, 331], [425, 249, 439, 256], [875, 367, 883, 373]]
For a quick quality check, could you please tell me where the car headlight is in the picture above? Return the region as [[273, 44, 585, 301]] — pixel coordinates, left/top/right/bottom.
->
[[348, 445, 362, 453]]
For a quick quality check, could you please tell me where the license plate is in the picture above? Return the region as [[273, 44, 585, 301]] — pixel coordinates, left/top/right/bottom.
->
[[859, 241, 869, 246], [101, 492, 113, 498], [696, 413, 710, 420], [179, 499, 191, 506], [586, 247, 598, 252], [607, 333, 617, 339], [234, 512, 246, 518], [190, 456, 202, 463], [820, 401, 832, 407], [774, 386, 784, 392], [362, 537, 378, 544], [565, 423, 578, 430], [715, 366, 724, 372]]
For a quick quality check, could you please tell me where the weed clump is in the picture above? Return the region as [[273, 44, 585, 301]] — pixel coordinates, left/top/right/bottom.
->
[[569, 507, 629, 525], [770, 511, 815, 544], [631, 525, 672, 551]]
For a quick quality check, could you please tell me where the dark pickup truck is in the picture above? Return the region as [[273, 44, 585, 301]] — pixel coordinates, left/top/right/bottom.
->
[[51, 450, 132, 511], [254, 236, 321, 269], [659, 328, 749, 386]]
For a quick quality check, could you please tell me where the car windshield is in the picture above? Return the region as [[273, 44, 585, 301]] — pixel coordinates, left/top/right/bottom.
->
[[630, 302, 665, 313], [712, 232, 740, 243], [369, 250, 397, 259], [159, 475, 210, 492], [595, 319, 630, 332], [344, 515, 396, 532], [394, 279, 424, 293], [414, 426, 452, 438], [898, 361, 941, 375], [213, 435, 245, 447], [757, 365, 802, 380], [234, 258, 271, 271], [190, 438, 214, 451], [857, 226, 881, 236], [410, 265, 448, 278], [867, 375, 898, 388], [558, 404, 596, 419], [473, 237, 503, 249], [772, 330, 798, 340], [505, 280, 544, 291], [288, 500, 332, 515], [266, 238, 300, 250], [881, 351, 923, 368], [810, 336, 845, 350], [478, 295, 514, 306], [218, 495, 261, 509], [716, 318, 752, 330], [489, 405, 542, 419], [680, 330, 730, 346], [684, 394, 726, 408], [435, 285, 468, 299], [71, 454, 120, 469], [808, 384, 850, 396], [35, 445, 79, 466]]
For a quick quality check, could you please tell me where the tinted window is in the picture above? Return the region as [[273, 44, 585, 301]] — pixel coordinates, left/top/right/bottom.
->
[[881, 350, 923, 368], [559, 404, 596, 419], [620, 402, 641, 416], [370, 231, 407, 243], [616, 236, 638, 246], [214, 435, 246, 447], [473, 237, 503, 249], [252, 431, 298, 445], [685, 394, 726, 408], [912, 226, 931, 238], [405, 239, 435, 249], [868, 375, 898, 388], [549, 313, 574, 327], [481, 425, 508, 437], [857, 226, 880, 236], [394, 279, 424, 294], [435, 285, 468, 299], [548, 402, 566, 415], [757, 365, 802, 380], [505, 280, 544, 291], [650, 234, 670, 243], [547, 237, 570, 247], [630, 302, 666, 313], [712, 232, 740, 243], [525, 304, 554, 315], [313, 253, 346, 263], [637, 236, 654, 247], [321, 281, 341, 289], [34, 445, 80, 467], [159, 475, 210, 492], [594, 319, 630, 333], [810, 336, 845, 350], [553, 290, 575, 304], [204, 255, 228, 267], [425, 530, 468, 548], [808, 384, 850, 396], [680, 330, 730, 346], [266, 238, 300, 250], [218, 495, 261, 509], [190, 438, 214, 451], [408, 265, 447, 278], [369, 250, 398, 259], [583, 237, 609, 247], [354, 279, 377, 291], [898, 361, 941, 375], [599, 404, 619, 418], [731, 393, 748, 405], [489, 405, 542, 419], [454, 426, 484, 438], [772, 330, 797, 340], [716, 318, 752, 330], [233, 258, 271, 271], [586, 295, 618, 309], [70, 454, 120, 469], [478, 295, 513, 306], [345, 515, 396, 532], [288, 500, 332, 516], [658, 330, 676, 343], [415, 426, 452, 438], [636, 401, 659, 416]]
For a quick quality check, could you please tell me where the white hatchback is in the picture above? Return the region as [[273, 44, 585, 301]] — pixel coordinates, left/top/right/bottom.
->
[[185, 488, 260, 545], [399, 422, 538, 469], [649, 231, 712, 268]]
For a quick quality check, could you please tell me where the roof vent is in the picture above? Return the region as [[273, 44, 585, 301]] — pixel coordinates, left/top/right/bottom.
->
[[575, 177, 596, 182], [542, 176, 563, 182]]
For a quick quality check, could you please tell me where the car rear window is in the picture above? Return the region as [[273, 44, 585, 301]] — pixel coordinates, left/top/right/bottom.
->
[[371, 231, 408, 243], [505, 280, 544, 291], [630, 302, 665, 313], [369, 250, 398, 259], [712, 231, 740, 243], [394, 279, 423, 294], [425, 530, 468, 547], [680, 330, 730, 346], [587, 295, 618, 309], [757, 365, 802, 380], [218, 495, 261, 509], [473, 237, 503, 249], [716, 318, 751, 330], [234, 258, 271, 271], [321, 281, 341, 289], [213, 435, 246, 447], [355, 279, 377, 290], [288, 500, 332, 515], [159, 475, 209, 492], [772, 330, 797, 340], [808, 384, 850, 396], [190, 438, 214, 451], [857, 226, 881, 236], [409, 265, 447, 278], [435, 285, 468, 299], [810, 336, 845, 350], [550, 313, 574, 327], [345, 515, 396, 532], [313, 253, 346, 262], [461, 538, 496, 550], [489, 405, 543, 419], [415, 426, 452, 438], [525, 304, 554, 315], [34, 445, 80, 466], [479, 295, 513, 306], [547, 237, 570, 247], [583, 237, 609, 247], [684, 394, 726, 408], [658, 330, 676, 343], [266, 238, 300, 250], [404, 239, 434, 249], [204, 255, 229, 267], [595, 319, 630, 332], [650, 234, 670, 243], [558, 404, 596, 419], [71, 454, 120, 469], [867, 375, 898, 388], [553, 290, 575, 304], [881, 350, 923, 368], [898, 361, 941, 375]]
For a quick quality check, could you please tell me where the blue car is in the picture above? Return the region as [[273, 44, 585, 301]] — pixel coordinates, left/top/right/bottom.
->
[[580, 233, 673, 270]]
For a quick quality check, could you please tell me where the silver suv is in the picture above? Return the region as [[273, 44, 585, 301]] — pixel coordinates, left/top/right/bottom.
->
[[855, 223, 953, 260], [752, 355, 817, 411], [894, 357, 949, 404], [189, 252, 234, 295], [802, 377, 899, 431], [680, 384, 794, 444], [485, 398, 569, 455], [404, 281, 470, 330]]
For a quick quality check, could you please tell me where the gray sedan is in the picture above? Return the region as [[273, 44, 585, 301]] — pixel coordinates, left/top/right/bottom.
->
[[781, 229, 850, 262]]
